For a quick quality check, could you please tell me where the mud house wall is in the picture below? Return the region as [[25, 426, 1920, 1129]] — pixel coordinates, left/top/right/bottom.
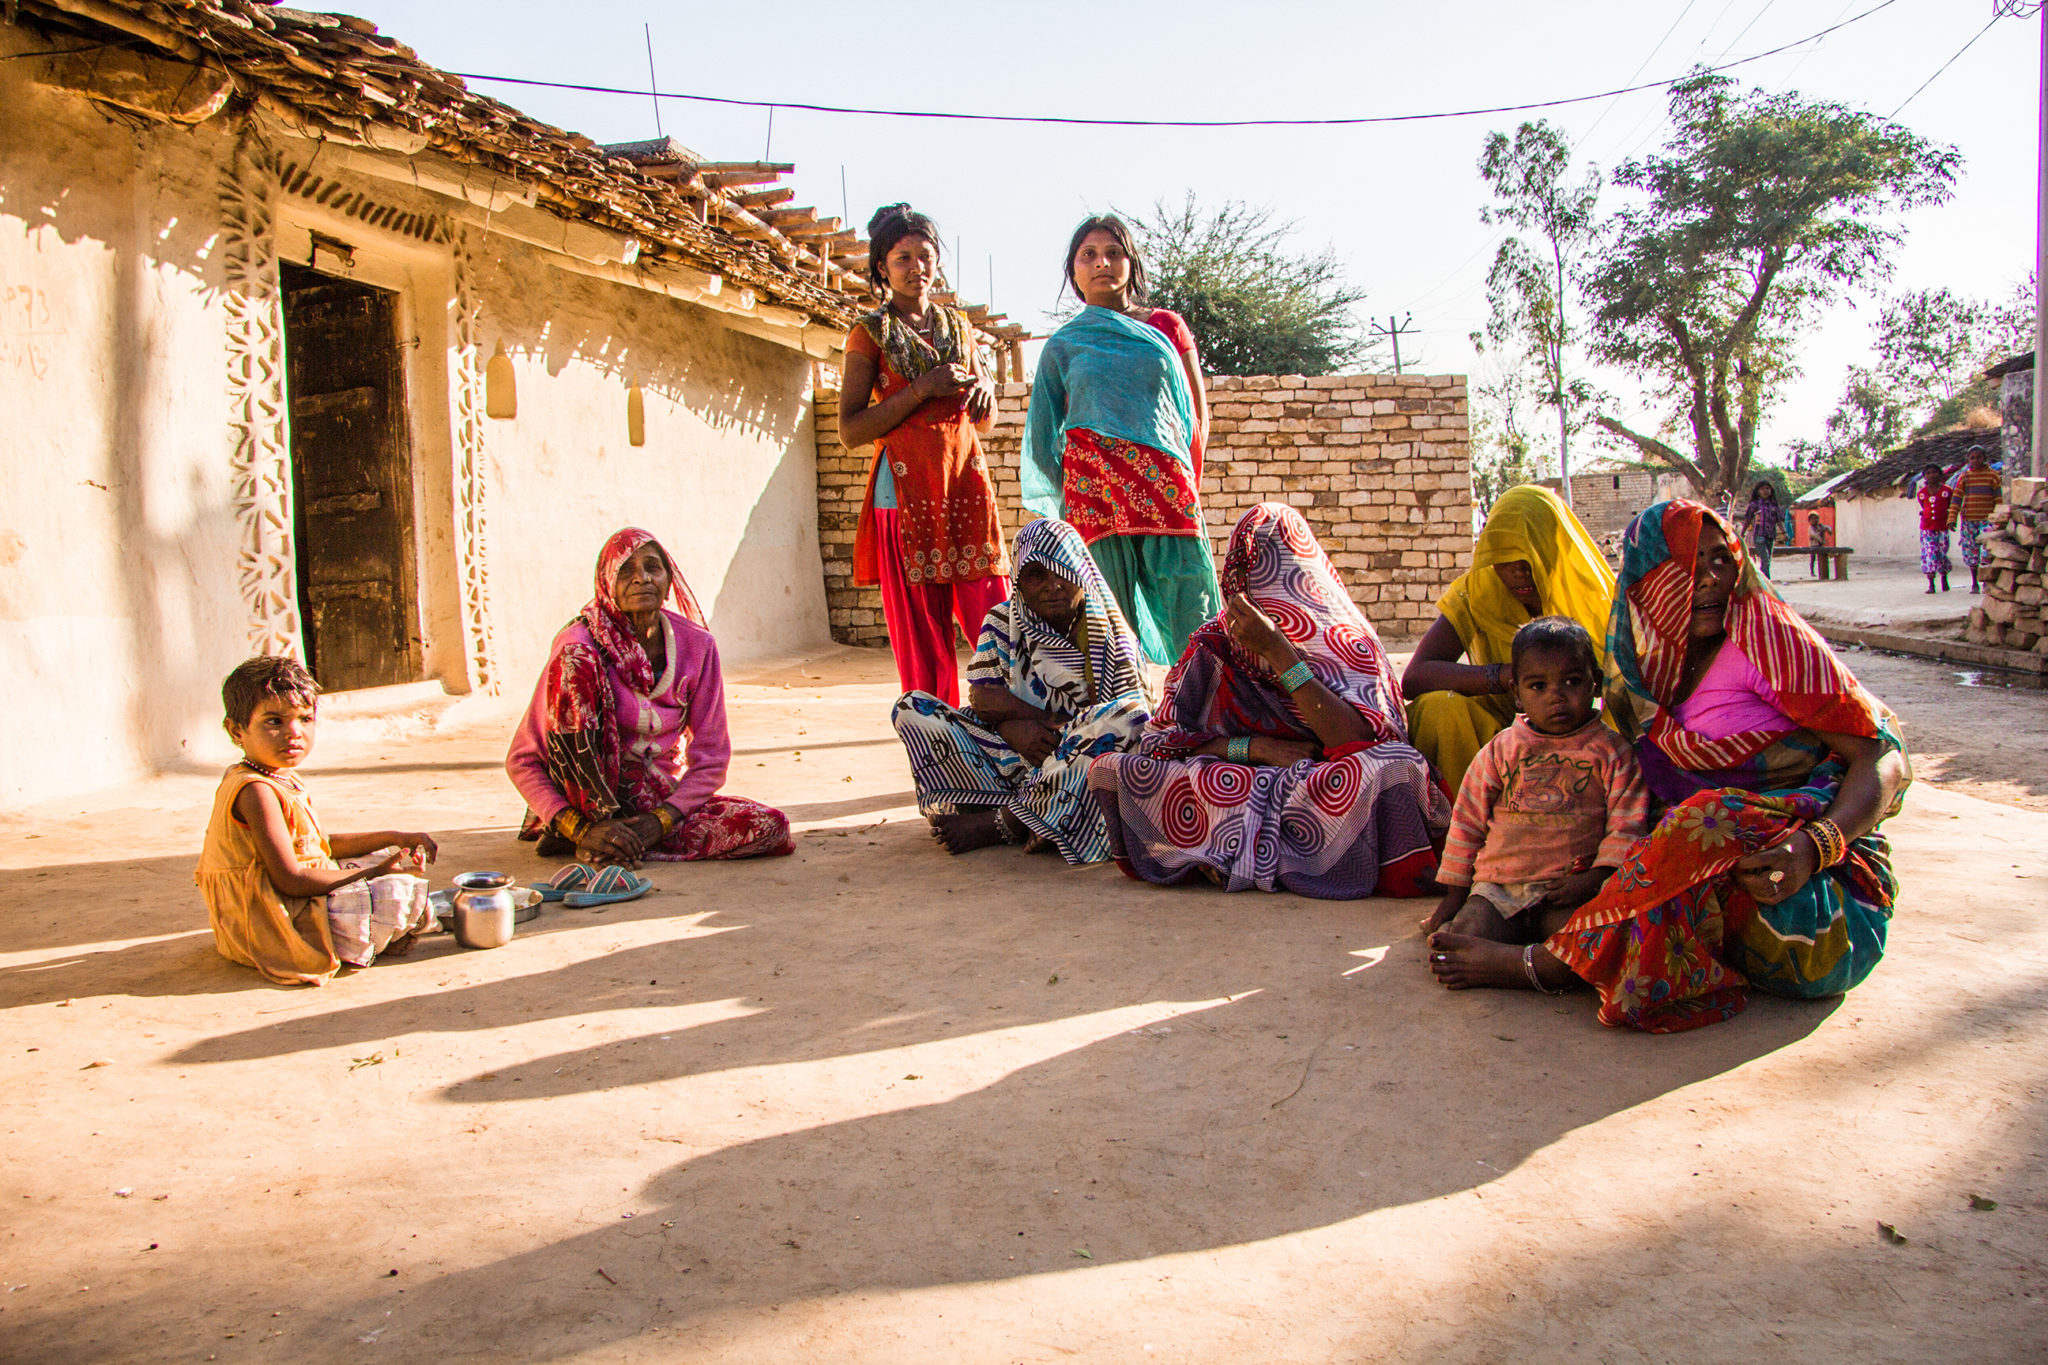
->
[[462, 247, 830, 685], [814, 373, 1473, 645], [0, 52, 255, 807], [0, 30, 830, 808], [1832, 491, 1922, 560]]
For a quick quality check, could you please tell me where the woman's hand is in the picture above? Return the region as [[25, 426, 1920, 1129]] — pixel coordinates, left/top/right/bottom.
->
[[998, 718, 1062, 766], [1224, 593, 1299, 673], [1733, 832, 1820, 906], [910, 362, 974, 404], [965, 372, 995, 422], [576, 817, 647, 869], [1254, 737, 1320, 767]]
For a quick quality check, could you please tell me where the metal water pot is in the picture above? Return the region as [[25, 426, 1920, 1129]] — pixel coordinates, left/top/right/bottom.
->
[[450, 871, 517, 949]]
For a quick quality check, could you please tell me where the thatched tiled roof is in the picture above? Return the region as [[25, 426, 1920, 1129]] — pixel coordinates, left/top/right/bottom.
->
[[1830, 428, 2001, 500], [9, 0, 1032, 351]]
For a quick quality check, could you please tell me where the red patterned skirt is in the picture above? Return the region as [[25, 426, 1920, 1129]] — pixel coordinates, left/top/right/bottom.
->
[[1061, 428, 1203, 544]]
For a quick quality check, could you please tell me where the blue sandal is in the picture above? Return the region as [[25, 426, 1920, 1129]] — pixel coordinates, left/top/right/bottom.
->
[[533, 864, 595, 902], [563, 865, 653, 908]]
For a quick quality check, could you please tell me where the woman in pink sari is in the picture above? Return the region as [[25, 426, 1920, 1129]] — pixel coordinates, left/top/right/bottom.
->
[[506, 528, 793, 867]]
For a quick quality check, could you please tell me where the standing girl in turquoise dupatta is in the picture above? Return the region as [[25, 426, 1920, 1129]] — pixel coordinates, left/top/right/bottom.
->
[[1427, 500, 1911, 1033], [1022, 215, 1221, 665], [891, 518, 1151, 863]]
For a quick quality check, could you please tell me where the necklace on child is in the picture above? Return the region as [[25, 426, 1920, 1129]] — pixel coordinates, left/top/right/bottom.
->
[[238, 757, 301, 790]]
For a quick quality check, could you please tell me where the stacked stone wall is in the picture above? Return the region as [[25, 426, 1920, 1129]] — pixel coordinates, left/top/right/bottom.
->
[[815, 372, 1473, 647], [1966, 475, 2048, 654]]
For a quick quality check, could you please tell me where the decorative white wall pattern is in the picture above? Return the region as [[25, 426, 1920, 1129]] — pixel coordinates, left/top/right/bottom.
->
[[450, 226, 498, 694], [219, 129, 303, 657]]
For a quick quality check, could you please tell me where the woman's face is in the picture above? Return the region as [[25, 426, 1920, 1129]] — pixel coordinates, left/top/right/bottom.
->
[[1689, 521, 1740, 641], [614, 543, 671, 618], [1018, 561, 1085, 630], [1072, 229, 1133, 309], [882, 235, 939, 304], [1491, 558, 1540, 612]]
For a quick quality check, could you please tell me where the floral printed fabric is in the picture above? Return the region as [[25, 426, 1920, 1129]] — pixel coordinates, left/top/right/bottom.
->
[[1060, 427, 1204, 542]]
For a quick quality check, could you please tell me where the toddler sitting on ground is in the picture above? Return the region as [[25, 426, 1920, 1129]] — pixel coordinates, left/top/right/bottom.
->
[[1423, 617, 1650, 987], [194, 656, 438, 985]]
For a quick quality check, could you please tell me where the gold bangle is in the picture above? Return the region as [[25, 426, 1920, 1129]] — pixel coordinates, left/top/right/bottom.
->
[[653, 805, 678, 838], [555, 810, 589, 842], [1806, 817, 1847, 869]]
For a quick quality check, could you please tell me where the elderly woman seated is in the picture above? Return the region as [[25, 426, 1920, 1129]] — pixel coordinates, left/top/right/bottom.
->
[[891, 518, 1151, 861], [506, 528, 793, 867]]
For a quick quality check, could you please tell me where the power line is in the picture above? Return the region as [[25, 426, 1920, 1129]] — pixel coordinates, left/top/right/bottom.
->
[[451, 0, 1899, 131], [1890, 14, 2002, 117]]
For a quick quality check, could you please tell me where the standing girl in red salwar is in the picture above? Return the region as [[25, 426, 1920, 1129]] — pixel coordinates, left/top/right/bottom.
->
[[841, 204, 1010, 706]]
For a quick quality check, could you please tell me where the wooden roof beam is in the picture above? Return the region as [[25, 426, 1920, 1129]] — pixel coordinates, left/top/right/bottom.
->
[[735, 187, 796, 209]]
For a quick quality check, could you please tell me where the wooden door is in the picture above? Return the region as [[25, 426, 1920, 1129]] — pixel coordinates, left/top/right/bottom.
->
[[281, 264, 419, 692]]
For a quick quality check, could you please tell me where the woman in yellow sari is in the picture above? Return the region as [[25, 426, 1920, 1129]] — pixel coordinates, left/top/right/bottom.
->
[[1402, 485, 1616, 791]]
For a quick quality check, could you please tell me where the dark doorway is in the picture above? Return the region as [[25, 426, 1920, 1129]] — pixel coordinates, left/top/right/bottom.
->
[[280, 264, 421, 692]]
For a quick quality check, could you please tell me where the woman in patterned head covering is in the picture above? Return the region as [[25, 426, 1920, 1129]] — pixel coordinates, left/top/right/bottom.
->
[[890, 517, 1151, 862], [1087, 503, 1451, 898], [506, 528, 794, 866], [1427, 500, 1911, 1032]]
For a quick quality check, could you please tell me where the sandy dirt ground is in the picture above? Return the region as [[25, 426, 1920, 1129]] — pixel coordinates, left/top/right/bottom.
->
[[2, 644, 2045, 1364]]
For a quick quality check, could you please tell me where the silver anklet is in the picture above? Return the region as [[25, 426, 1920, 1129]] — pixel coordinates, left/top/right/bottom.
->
[[1524, 944, 1567, 994]]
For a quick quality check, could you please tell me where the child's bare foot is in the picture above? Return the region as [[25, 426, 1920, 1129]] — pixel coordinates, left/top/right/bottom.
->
[[1418, 901, 1455, 934], [930, 810, 1004, 854], [1427, 931, 1534, 990]]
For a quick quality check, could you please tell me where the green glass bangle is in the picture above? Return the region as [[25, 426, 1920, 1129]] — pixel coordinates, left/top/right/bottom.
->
[[1278, 660, 1315, 693], [1226, 735, 1252, 762]]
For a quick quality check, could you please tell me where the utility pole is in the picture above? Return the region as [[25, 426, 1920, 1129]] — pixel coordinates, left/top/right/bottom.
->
[[2034, 0, 2047, 478], [1370, 313, 1417, 376]]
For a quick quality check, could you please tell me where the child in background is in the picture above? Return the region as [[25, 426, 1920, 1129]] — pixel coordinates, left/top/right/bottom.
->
[[1917, 461, 1954, 594], [1424, 617, 1650, 988], [1952, 442, 2004, 594], [195, 656, 438, 985]]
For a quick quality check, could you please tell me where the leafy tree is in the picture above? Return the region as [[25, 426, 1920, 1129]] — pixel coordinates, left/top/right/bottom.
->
[[1124, 194, 1372, 376], [1468, 360, 1543, 514], [1792, 274, 2032, 474], [1583, 73, 1961, 500], [1473, 120, 1601, 506]]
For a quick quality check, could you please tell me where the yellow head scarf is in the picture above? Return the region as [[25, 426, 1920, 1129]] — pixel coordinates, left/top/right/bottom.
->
[[1439, 485, 1616, 669]]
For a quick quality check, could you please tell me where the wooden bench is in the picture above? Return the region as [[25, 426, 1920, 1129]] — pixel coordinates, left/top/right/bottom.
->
[[1806, 546, 1854, 580]]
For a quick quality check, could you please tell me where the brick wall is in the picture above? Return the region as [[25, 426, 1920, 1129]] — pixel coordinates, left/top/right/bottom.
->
[[815, 371, 1473, 647]]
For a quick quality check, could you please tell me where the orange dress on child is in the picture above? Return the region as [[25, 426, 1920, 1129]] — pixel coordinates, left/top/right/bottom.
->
[[194, 765, 342, 986]]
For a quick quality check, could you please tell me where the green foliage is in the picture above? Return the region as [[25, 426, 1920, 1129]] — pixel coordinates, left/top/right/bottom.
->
[[1584, 72, 1961, 500], [1124, 194, 1371, 376], [1793, 275, 2031, 473], [1468, 361, 1544, 514], [1474, 120, 1602, 481]]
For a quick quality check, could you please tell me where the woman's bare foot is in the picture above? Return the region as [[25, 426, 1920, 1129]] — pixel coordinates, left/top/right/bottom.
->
[[929, 810, 1005, 854], [1428, 931, 1536, 990], [1194, 863, 1227, 887]]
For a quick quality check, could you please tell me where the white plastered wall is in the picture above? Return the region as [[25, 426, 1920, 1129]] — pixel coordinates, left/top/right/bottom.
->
[[0, 31, 832, 808], [1833, 493, 1921, 560]]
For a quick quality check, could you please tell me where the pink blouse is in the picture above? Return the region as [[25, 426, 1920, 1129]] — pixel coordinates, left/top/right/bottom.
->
[[505, 614, 732, 826], [1673, 638, 1796, 742]]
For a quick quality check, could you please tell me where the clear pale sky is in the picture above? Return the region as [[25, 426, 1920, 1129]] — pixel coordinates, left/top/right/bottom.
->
[[336, 0, 2035, 467]]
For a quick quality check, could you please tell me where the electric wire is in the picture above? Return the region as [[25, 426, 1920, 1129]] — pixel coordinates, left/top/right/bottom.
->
[[1890, 14, 2003, 117], [450, 0, 1899, 131]]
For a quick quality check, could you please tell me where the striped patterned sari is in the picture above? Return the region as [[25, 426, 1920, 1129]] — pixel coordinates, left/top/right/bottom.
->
[[890, 518, 1150, 864], [1548, 500, 1911, 1033]]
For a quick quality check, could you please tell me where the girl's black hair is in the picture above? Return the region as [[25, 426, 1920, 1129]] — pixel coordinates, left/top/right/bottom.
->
[[222, 654, 319, 726], [1063, 214, 1147, 307], [866, 203, 942, 289], [1510, 615, 1598, 678], [1752, 480, 1776, 498]]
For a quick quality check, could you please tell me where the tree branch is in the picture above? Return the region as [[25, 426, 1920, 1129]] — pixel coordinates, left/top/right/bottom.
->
[[1591, 414, 1708, 491]]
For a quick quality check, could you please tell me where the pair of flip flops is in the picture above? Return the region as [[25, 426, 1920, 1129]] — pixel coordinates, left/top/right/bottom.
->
[[534, 863, 653, 908]]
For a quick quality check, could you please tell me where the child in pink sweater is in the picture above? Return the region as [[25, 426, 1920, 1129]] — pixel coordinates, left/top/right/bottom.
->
[[1423, 617, 1650, 967]]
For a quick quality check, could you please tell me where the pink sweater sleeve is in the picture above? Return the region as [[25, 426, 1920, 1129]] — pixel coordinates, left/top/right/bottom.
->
[[1595, 738, 1652, 868], [505, 631, 577, 827], [665, 624, 730, 821], [1437, 740, 1504, 887]]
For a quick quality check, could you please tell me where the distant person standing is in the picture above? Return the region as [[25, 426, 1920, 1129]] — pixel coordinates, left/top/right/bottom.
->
[[1738, 479, 1781, 579], [1021, 215, 1221, 665], [1917, 461, 1954, 594], [1952, 442, 2004, 595], [840, 204, 1010, 706]]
